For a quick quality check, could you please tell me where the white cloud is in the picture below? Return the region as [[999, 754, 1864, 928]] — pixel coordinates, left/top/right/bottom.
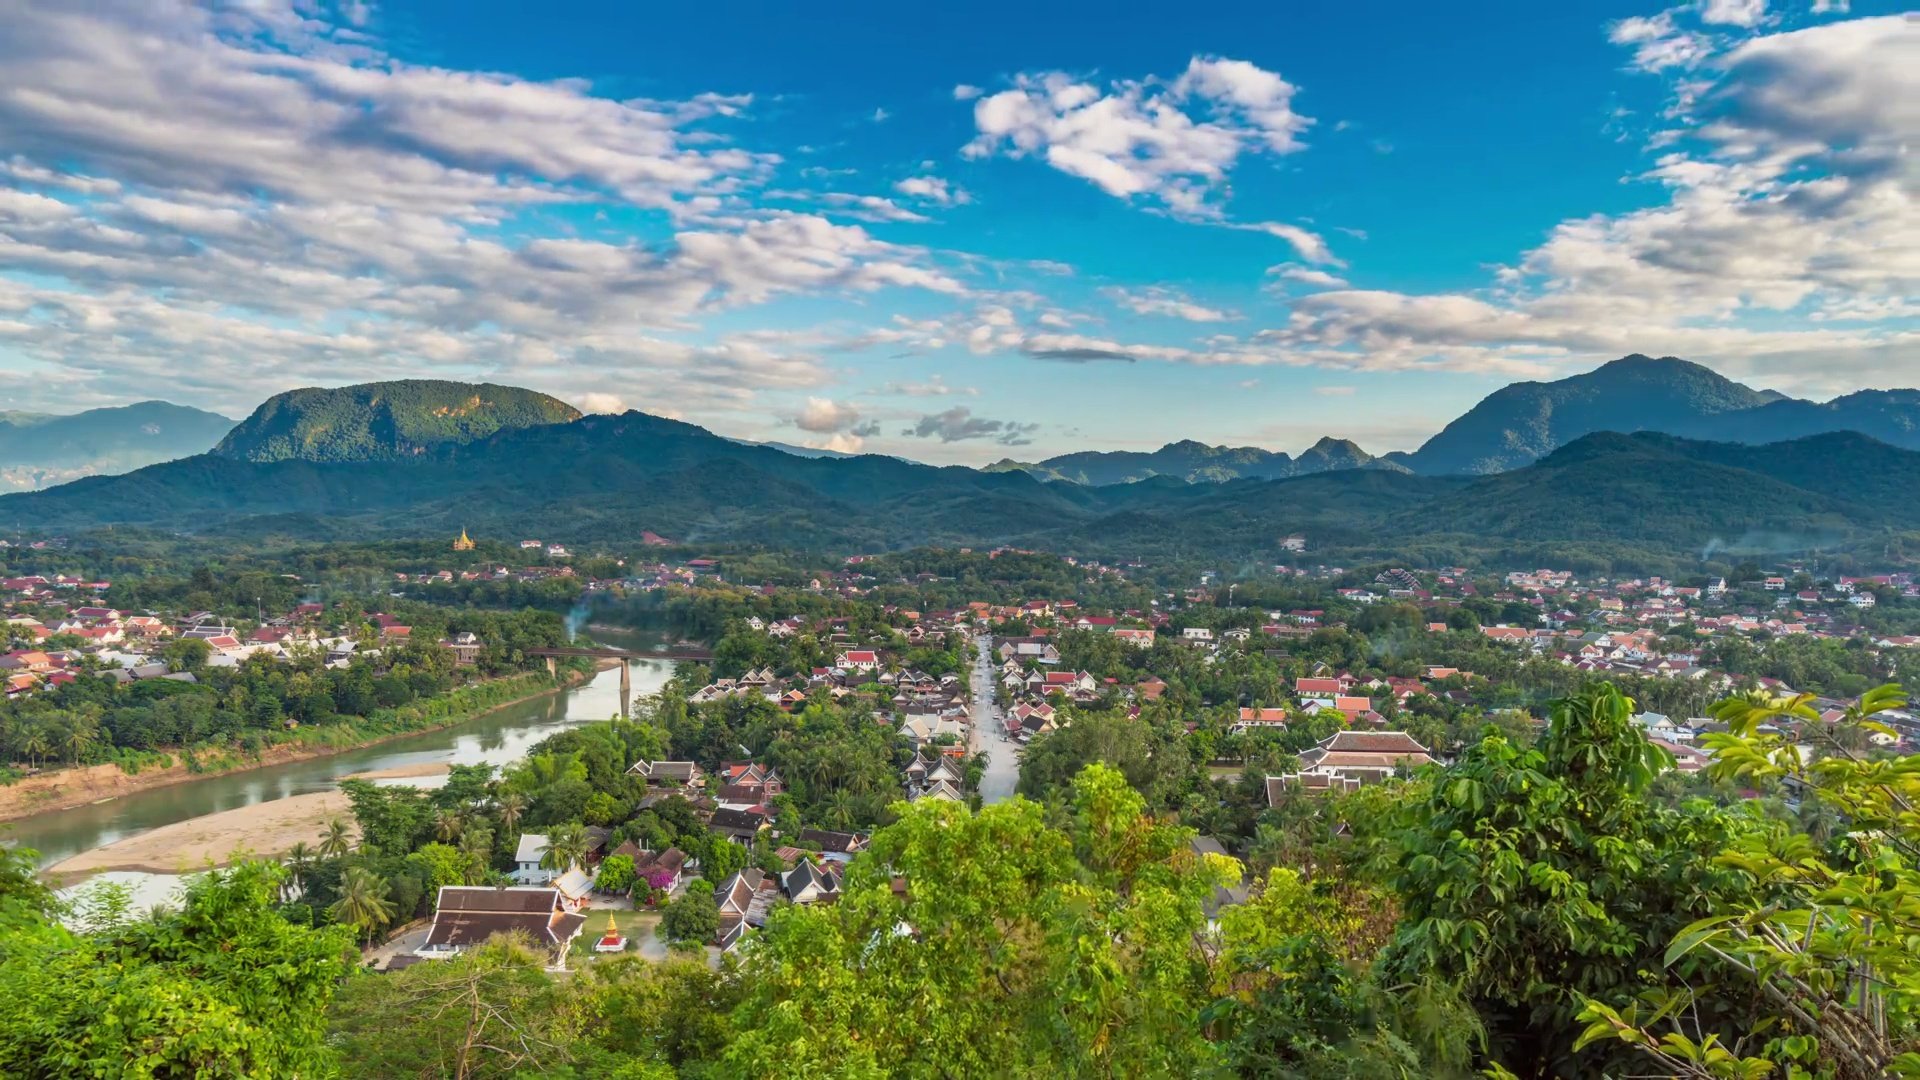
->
[[1101, 285, 1236, 322], [1233, 221, 1339, 264], [877, 376, 976, 397], [952, 84, 983, 101], [961, 56, 1311, 219], [1700, 0, 1766, 28], [1313, 385, 1356, 396], [793, 396, 862, 433], [893, 175, 971, 207], [576, 392, 627, 414], [1266, 264, 1349, 289], [767, 190, 931, 223], [871, 107, 891, 122], [0, 3, 973, 415], [817, 432, 867, 453]]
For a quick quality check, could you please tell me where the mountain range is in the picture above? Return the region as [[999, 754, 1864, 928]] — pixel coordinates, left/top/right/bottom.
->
[[986, 436, 1401, 485], [0, 402, 236, 493], [5, 386, 1918, 568], [994, 355, 1920, 482]]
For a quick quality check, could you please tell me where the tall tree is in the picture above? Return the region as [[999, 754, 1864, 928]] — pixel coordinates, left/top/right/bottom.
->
[[1381, 682, 1762, 1078], [319, 817, 354, 860], [330, 866, 397, 948]]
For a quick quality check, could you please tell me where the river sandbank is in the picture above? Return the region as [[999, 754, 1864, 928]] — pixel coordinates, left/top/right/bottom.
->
[[0, 669, 589, 825], [45, 790, 357, 879]]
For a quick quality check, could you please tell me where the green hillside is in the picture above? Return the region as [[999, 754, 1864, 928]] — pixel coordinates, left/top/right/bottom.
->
[[213, 380, 581, 463]]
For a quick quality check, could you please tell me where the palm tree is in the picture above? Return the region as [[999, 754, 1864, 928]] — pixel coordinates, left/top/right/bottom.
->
[[458, 825, 493, 884], [14, 718, 52, 771], [284, 841, 315, 899], [329, 866, 397, 948], [59, 715, 98, 766], [823, 788, 858, 831], [318, 817, 353, 860], [495, 792, 526, 836], [540, 822, 589, 875], [433, 808, 464, 843]]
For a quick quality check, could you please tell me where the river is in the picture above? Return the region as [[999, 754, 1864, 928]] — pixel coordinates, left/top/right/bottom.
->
[[7, 628, 677, 908]]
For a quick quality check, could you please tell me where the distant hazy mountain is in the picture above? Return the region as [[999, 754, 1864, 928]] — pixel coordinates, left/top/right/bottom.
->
[[727, 438, 862, 460], [1403, 355, 1788, 475], [990, 436, 1406, 486], [214, 380, 581, 463], [0, 401, 236, 492]]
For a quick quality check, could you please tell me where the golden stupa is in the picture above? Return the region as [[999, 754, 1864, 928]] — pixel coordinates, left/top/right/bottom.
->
[[453, 528, 475, 551]]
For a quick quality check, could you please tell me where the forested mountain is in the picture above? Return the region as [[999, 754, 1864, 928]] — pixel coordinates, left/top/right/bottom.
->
[[0, 401, 236, 493], [1679, 388, 1920, 448], [988, 356, 1920, 483], [213, 380, 581, 463], [10, 397, 1920, 569], [1402, 355, 1788, 475], [991, 435, 1404, 485]]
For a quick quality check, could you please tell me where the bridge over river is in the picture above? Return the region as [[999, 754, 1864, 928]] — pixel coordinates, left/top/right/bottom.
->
[[524, 645, 715, 716]]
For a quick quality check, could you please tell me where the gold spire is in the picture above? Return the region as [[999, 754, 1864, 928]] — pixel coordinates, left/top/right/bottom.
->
[[453, 528, 475, 551]]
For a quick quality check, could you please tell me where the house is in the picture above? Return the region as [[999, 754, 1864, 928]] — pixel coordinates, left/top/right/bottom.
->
[[1113, 627, 1155, 648], [716, 868, 779, 949], [1233, 707, 1290, 734], [514, 833, 559, 884], [709, 806, 772, 844], [837, 649, 879, 672], [797, 829, 868, 861], [417, 886, 586, 964], [631, 847, 688, 893], [1181, 627, 1214, 642], [1265, 772, 1361, 805], [781, 859, 843, 905], [627, 760, 707, 786], [1294, 731, 1436, 784], [440, 631, 483, 666]]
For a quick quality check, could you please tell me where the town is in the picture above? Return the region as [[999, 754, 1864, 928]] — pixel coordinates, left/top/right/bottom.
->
[[7, 536, 1918, 986]]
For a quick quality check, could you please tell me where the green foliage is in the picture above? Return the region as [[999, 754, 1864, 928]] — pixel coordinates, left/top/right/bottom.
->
[[596, 853, 636, 894], [660, 878, 719, 945], [1380, 682, 1764, 1077], [0, 860, 353, 1078], [1581, 683, 1920, 1079], [723, 763, 1238, 1076]]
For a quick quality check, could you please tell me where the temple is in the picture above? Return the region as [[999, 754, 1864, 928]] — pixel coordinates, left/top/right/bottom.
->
[[453, 528, 475, 551], [594, 913, 626, 953]]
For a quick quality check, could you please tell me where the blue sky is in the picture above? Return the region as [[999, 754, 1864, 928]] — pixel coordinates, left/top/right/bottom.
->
[[0, 0, 1911, 463]]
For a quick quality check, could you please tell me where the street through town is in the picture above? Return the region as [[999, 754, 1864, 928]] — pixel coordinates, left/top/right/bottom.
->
[[968, 636, 1020, 804]]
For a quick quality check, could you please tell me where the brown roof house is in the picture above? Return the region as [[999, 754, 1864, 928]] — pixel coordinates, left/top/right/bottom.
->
[[417, 886, 587, 967]]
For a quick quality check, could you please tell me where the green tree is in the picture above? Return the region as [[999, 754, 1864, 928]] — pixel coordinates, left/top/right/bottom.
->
[[1381, 682, 1761, 1078], [0, 859, 352, 1078], [330, 866, 398, 948], [723, 763, 1240, 1076], [1579, 684, 1920, 1079], [319, 817, 354, 859], [540, 821, 589, 875], [596, 853, 637, 894], [660, 878, 718, 945]]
